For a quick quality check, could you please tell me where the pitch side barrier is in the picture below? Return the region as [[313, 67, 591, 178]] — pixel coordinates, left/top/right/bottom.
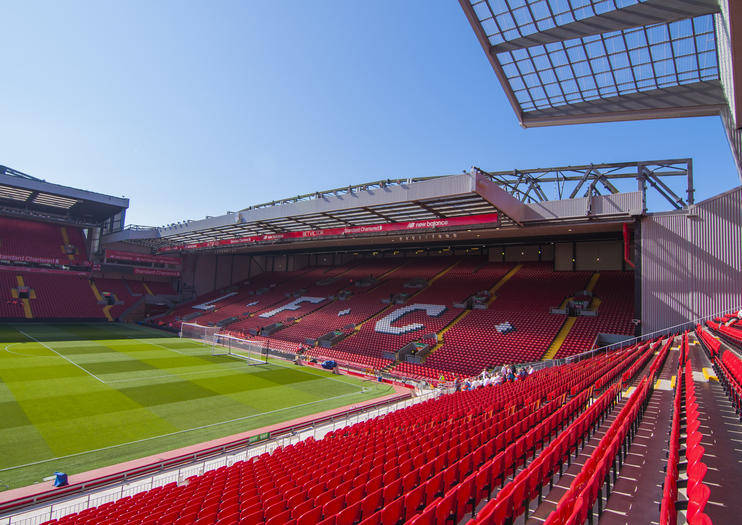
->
[[0, 389, 428, 523]]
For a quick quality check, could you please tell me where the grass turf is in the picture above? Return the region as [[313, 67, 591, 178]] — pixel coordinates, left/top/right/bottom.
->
[[0, 323, 393, 491]]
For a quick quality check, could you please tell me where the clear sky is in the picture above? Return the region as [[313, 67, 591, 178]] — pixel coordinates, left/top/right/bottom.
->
[[0, 1, 738, 226]]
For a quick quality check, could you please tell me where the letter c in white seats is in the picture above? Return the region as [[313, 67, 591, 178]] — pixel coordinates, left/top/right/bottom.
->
[[374, 304, 447, 335]]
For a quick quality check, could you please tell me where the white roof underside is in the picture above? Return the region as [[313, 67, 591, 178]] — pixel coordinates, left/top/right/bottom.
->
[[461, 0, 727, 125]]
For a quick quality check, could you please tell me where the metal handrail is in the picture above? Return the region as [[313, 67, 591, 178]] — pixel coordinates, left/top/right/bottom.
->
[[0, 390, 413, 518], [543, 306, 742, 368]]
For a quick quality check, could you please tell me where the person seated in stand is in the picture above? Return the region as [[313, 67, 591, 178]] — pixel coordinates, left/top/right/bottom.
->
[[518, 367, 528, 380], [527, 365, 535, 375], [507, 368, 515, 382], [494, 372, 504, 385]]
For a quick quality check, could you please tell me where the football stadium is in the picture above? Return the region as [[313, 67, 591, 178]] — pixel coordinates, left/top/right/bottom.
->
[[0, 2, 741, 525]]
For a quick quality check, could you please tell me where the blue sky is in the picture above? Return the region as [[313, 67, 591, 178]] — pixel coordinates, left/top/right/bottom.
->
[[0, 1, 738, 226]]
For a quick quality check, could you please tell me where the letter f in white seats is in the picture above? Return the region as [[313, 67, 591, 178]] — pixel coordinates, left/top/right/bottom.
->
[[259, 296, 325, 318]]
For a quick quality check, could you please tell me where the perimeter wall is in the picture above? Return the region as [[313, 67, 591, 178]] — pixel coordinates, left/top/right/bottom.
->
[[641, 186, 742, 333]]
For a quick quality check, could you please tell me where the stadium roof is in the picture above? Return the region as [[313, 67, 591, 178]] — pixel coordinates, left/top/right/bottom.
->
[[104, 159, 689, 254], [0, 165, 129, 226], [460, 0, 725, 126]]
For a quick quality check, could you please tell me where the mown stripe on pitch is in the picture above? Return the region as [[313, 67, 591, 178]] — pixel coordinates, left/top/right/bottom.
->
[[0, 399, 34, 429], [140, 394, 263, 430], [1, 326, 180, 456], [82, 359, 159, 375], [32, 407, 181, 457], [36, 342, 121, 356], [0, 362, 91, 383], [119, 380, 222, 407], [0, 423, 57, 469]]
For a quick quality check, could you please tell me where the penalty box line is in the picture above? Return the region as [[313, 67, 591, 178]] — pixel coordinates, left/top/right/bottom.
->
[[16, 328, 106, 384]]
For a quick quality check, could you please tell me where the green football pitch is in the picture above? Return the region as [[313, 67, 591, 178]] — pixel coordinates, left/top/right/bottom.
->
[[0, 323, 394, 491]]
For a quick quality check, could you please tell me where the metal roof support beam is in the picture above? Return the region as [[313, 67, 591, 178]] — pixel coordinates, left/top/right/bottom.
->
[[322, 212, 352, 226], [255, 221, 283, 234], [592, 170, 620, 195], [485, 159, 691, 177], [584, 179, 602, 198], [486, 0, 721, 53], [476, 159, 689, 208], [521, 175, 548, 203], [413, 202, 446, 219], [472, 167, 530, 201], [459, 0, 524, 124], [687, 158, 695, 205], [640, 167, 687, 210], [0, 165, 43, 181], [568, 168, 595, 200]]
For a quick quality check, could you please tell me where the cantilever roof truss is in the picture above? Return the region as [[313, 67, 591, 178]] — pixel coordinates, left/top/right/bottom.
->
[[121, 193, 510, 249], [107, 159, 692, 252]]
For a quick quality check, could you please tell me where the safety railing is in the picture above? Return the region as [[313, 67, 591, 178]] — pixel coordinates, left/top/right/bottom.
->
[[0, 388, 440, 525], [551, 306, 742, 368]]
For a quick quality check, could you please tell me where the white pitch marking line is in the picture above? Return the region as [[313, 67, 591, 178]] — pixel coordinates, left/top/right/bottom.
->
[[129, 338, 190, 355], [97, 324, 192, 356], [0, 389, 367, 473], [16, 328, 105, 384], [103, 363, 258, 384], [2, 342, 44, 358]]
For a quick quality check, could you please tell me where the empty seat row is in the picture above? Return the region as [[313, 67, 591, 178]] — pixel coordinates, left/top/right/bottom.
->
[[152, 260, 636, 377], [660, 334, 711, 525], [541, 336, 673, 525], [39, 347, 652, 525], [472, 383, 621, 524]]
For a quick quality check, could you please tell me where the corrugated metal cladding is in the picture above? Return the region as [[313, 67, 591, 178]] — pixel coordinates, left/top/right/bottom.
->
[[525, 197, 589, 221], [524, 192, 641, 221], [641, 187, 742, 333], [591, 192, 642, 216]]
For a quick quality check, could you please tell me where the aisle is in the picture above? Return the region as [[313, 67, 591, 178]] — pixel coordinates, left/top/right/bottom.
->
[[598, 339, 679, 524], [684, 337, 742, 524]]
